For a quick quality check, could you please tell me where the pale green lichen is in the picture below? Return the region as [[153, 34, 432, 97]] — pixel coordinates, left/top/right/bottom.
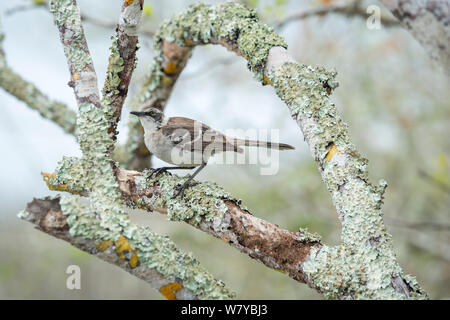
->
[[17, 210, 29, 219], [51, 82, 234, 299], [297, 227, 322, 243], [0, 64, 77, 134], [102, 35, 125, 96], [50, 0, 94, 72], [154, 2, 287, 82], [59, 195, 235, 299], [270, 61, 427, 299], [136, 170, 236, 227]]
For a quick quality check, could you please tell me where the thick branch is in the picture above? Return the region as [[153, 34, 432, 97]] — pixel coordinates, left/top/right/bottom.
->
[[380, 0, 450, 75], [46, 0, 234, 300], [44, 167, 323, 290], [102, 0, 144, 140], [126, 2, 427, 299], [19, 196, 232, 300], [117, 169, 322, 287], [50, 0, 101, 109]]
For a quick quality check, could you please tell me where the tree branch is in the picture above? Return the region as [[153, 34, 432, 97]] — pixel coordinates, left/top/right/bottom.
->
[[380, 0, 450, 75], [41, 0, 235, 300], [44, 167, 323, 290], [124, 2, 427, 299], [10, 1, 429, 299], [275, 1, 399, 30], [0, 19, 76, 134], [19, 196, 216, 300], [102, 0, 144, 144]]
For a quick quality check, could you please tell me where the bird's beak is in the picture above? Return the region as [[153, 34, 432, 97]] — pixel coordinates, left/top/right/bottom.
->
[[130, 111, 146, 117]]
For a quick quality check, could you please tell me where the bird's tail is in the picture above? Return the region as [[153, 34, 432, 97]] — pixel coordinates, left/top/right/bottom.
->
[[234, 139, 295, 150]]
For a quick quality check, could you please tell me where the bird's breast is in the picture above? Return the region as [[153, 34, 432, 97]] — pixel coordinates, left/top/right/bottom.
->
[[144, 132, 204, 166]]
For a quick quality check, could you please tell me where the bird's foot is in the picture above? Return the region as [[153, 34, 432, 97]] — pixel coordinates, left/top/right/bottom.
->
[[172, 181, 199, 199], [151, 167, 169, 177]]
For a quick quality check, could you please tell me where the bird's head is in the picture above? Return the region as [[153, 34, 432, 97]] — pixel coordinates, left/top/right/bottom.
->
[[130, 107, 164, 131]]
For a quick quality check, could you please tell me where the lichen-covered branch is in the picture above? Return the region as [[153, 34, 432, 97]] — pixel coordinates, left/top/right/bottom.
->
[[50, 0, 101, 109], [19, 196, 233, 300], [44, 167, 323, 289], [102, 0, 143, 141], [380, 0, 450, 76], [39, 0, 235, 300], [0, 18, 76, 134], [124, 2, 287, 170], [126, 2, 427, 299], [119, 169, 323, 288], [275, 1, 399, 30], [9, 0, 428, 299]]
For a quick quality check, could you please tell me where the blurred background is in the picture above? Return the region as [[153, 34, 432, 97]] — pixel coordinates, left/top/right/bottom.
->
[[0, 0, 448, 299]]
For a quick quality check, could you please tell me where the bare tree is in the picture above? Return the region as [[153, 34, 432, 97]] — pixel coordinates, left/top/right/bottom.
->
[[1, 0, 434, 299]]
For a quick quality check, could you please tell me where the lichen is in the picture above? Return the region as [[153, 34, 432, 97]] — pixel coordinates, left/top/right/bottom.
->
[[269, 61, 427, 299], [50, 0, 94, 73], [59, 196, 235, 299], [50, 91, 234, 299], [153, 2, 287, 83], [136, 170, 236, 228], [297, 227, 321, 243], [102, 35, 124, 96]]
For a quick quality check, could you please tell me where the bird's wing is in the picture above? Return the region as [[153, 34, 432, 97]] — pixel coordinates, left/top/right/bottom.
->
[[162, 117, 241, 153]]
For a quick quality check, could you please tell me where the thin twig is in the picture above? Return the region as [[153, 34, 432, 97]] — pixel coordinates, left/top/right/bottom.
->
[[275, 2, 399, 30]]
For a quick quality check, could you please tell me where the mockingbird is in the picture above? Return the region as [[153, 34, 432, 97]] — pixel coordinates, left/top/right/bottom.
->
[[131, 108, 294, 197]]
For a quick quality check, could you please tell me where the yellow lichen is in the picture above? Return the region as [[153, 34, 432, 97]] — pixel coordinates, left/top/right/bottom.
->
[[125, 0, 135, 5], [73, 72, 79, 81], [115, 234, 132, 259], [96, 240, 113, 252], [42, 172, 71, 193], [184, 38, 194, 46], [160, 282, 183, 300], [161, 75, 175, 87], [129, 249, 139, 268], [325, 144, 340, 162], [263, 74, 272, 85], [163, 62, 180, 74], [143, 4, 153, 16]]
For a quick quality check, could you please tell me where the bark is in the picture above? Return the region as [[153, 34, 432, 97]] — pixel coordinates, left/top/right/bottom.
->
[[44, 167, 323, 290], [19, 197, 201, 300]]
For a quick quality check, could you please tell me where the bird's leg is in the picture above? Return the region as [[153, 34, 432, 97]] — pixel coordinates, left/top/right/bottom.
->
[[151, 166, 196, 177], [172, 163, 207, 199]]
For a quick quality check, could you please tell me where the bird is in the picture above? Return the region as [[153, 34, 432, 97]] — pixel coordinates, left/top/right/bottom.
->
[[131, 108, 295, 198]]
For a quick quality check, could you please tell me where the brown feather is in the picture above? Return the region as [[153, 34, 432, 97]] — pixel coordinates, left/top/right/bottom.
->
[[162, 117, 242, 153]]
